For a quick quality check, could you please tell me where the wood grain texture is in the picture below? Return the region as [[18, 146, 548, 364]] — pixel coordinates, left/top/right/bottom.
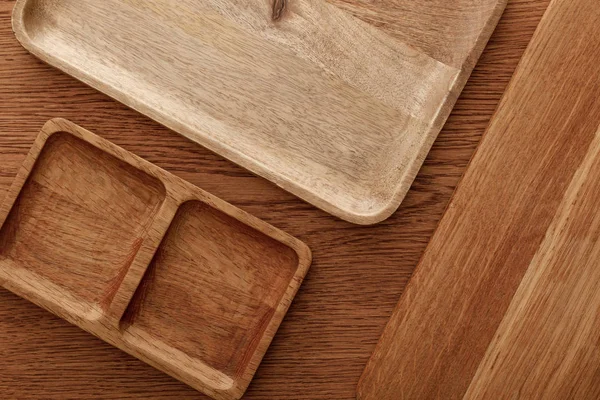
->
[[0, 119, 311, 400], [0, 0, 550, 398], [358, 0, 600, 398], [465, 128, 600, 400], [11, 0, 506, 224]]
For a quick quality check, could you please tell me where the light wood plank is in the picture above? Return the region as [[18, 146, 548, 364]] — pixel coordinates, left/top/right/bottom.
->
[[358, 0, 600, 397], [465, 129, 600, 399]]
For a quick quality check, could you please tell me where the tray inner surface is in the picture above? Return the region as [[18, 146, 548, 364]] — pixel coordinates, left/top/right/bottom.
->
[[121, 201, 299, 378], [14, 0, 506, 223], [0, 132, 165, 318]]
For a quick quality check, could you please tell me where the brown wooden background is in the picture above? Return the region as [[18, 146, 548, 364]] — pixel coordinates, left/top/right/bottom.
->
[[0, 0, 550, 398]]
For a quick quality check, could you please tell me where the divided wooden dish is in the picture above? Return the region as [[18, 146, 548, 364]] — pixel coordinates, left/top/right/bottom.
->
[[0, 118, 311, 400], [12, 0, 507, 224]]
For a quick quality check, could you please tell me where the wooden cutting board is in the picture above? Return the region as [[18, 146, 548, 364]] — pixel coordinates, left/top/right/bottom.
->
[[358, 0, 600, 398], [11, 0, 506, 224]]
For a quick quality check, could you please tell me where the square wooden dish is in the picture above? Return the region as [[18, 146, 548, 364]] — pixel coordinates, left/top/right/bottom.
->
[[0, 118, 311, 400], [11, 0, 507, 224]]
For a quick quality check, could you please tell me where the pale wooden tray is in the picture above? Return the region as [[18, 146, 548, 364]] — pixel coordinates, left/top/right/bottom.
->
[[11, 0, 506, 224], [0, 118, 311, 400]]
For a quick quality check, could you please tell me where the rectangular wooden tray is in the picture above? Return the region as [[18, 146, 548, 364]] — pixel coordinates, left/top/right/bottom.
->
[[11, 0, 506, 224], [0, 118, 311, 400]]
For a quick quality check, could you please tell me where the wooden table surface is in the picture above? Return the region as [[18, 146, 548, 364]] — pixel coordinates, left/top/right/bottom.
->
[[0, 0, 550, 398]]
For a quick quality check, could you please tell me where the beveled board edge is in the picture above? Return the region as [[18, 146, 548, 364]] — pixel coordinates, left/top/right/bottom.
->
[[0, 118, 312, 400], [11, 0, 507, 225]]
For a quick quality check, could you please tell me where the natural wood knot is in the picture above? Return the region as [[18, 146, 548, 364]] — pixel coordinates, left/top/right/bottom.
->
[[272, 0, 286, 21]]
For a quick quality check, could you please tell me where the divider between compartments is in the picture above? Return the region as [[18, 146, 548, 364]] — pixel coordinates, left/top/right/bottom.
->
[[104, 194, 181, 327]]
